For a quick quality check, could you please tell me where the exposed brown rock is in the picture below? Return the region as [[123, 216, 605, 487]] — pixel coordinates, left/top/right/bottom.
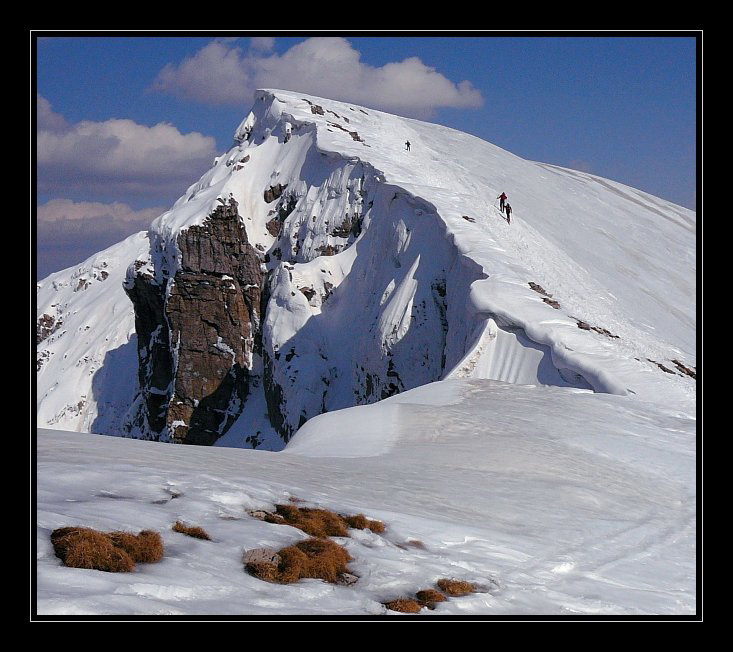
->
[[264, 183, 288, 203], [575, 319, 619, 339], [266, 218, 283, 237], [336, 572, 359, 586], [648, 358, 677, 375], [243, 548, 281, 566], [74, 278, 91, 292], [125, 198, 264, 445], [672, 359, 696, 379], [316, 244, 340, 257], [299, 287, 316, 301], [528, 282, 552, 297], [326, 121, 364, 142], [37, 313, 62, 344]]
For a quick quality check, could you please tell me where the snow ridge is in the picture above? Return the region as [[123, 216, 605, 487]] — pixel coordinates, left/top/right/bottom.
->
[[35, 89, 697, 617], [36, 88, 696, 442]]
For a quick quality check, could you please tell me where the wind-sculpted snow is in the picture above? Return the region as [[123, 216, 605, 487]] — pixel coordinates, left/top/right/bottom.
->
[[36, 379, 696, 616], [37, 88, 696, 444]]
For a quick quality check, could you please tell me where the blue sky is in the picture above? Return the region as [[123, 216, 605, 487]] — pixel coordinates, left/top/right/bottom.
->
[[35, 33, 698, 279]]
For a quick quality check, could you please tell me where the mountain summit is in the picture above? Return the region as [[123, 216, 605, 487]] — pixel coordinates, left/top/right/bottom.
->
[[36, 89, 696, 449]]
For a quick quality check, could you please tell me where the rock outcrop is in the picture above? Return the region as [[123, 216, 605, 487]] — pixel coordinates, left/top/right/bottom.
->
[[37, 313, 62, 345], [125, 198, 263, 444]]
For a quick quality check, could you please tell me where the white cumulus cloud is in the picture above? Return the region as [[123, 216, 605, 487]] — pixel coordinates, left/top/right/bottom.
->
[[36, 199, 167, 280], [37, 199, 164, 225], [36, 96, 218, 197], [150, 37, 484, 118], [250, 36, 275, 52], [37, 94, 69, 132]]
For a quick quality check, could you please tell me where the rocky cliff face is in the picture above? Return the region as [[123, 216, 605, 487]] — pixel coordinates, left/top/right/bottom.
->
[[125, 198, 263, 444]]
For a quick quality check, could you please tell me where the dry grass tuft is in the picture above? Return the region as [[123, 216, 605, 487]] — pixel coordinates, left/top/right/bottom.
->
[[108, 530, 164, 563], [51, 527, 135, 573], [246, 537, 353, 585], [172, 521, 211, 540], [383, 598, 423, 614], [344, 513, 386, 534], [270, 504, 349, 537], [266, 504, 385, 537], [50, 526, 163, 572], [245, 560, 282, 583], [415, 588, 448, 609], [436, 578, 476, 597]]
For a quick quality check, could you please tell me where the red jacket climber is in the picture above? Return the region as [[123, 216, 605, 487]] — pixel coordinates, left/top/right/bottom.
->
[[497, 192, 507, 212]]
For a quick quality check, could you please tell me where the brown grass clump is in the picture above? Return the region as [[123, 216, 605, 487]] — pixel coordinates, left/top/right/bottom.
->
[[107, 530, 164, 563], [280, 537, 353, 584], [172, 521, 211, 540], [415, 588, 448, 609], [265, 504, 385, 537], [246, 537, 353, 585], [344, 513, 386, 534], [270, 504, 350, 537], [245, 560, 282, 583], [383, 598, 423, 614], [50, 527, 137, 572], [436, 578, 477, 597]]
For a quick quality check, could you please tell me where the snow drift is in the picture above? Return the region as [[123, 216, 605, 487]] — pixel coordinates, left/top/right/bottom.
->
[[36, 378, 696, 616]]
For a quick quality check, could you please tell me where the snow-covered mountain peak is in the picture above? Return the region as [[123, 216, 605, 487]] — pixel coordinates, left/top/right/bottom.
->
[[35, 89, 697, 617], [37, 89, 696, 446]]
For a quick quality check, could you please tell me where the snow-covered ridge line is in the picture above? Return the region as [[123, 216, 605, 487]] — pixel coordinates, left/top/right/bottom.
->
[[243, 90, 663, 399], [37, 88, 695, 441]]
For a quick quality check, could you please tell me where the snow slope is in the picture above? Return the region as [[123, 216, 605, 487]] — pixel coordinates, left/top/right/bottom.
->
[[35, 89, 697, 617], [36, 89, 696, 442], [36, 232, 149, 433], [36, 378, 696, 617]]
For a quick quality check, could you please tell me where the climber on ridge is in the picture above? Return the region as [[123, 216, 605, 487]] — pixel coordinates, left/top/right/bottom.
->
[[504, 202, 512, 224], [405, 140, 411, 152], [497, 192, 507, 213]]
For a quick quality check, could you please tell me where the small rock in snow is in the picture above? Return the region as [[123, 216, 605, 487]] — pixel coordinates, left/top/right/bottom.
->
[[242, 548, 281, 566]]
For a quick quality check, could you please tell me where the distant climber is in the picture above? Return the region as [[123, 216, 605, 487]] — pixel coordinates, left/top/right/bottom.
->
[[497, 192, 507, 213], [504, 202, 512, 224], [405, 140, 411, 151]]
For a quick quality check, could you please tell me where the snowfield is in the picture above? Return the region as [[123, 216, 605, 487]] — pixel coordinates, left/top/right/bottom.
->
[[35, 89, 697, 617], [37, 379, 695, 617]]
